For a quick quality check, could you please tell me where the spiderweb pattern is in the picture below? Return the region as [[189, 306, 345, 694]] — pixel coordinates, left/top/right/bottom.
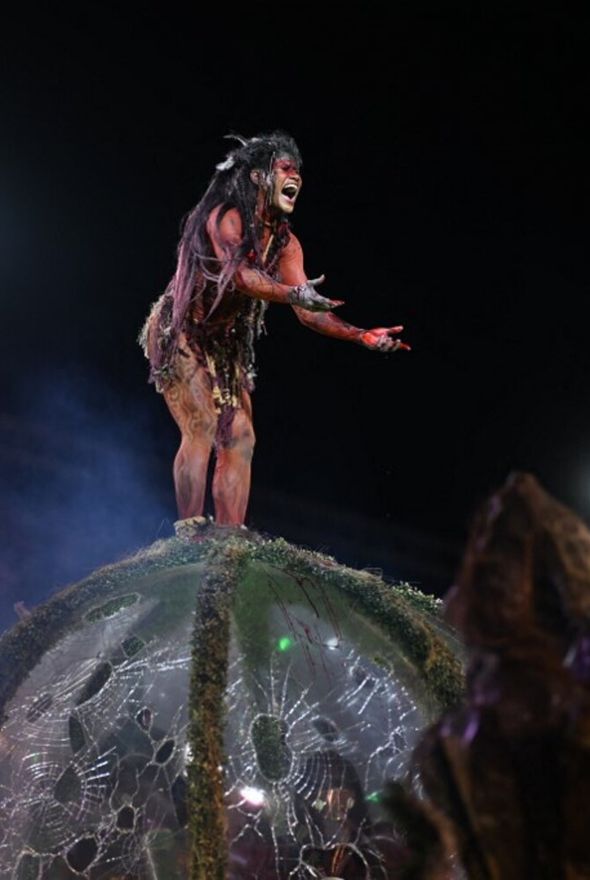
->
[[223, 600, 426, 879], [0, 588, 193, 879], [0, 562, 437, 879]]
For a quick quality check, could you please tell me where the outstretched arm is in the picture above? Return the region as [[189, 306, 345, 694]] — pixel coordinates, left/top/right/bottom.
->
[[281, 232, 410, 351], [206, 208, 340, 312]]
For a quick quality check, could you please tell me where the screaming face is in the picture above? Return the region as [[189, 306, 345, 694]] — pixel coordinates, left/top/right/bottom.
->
[[270, 154, 302, 215]]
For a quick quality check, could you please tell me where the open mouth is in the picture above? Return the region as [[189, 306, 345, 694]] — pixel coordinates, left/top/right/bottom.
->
[[281, 183, 299, 201]]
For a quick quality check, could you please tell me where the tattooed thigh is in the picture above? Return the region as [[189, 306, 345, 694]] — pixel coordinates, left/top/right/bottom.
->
[[163, 352, 218, 442]]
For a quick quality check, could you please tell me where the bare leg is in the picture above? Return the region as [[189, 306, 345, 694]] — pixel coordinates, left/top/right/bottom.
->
[[161, 341, 218, 520], [212, 391, 255, 525]]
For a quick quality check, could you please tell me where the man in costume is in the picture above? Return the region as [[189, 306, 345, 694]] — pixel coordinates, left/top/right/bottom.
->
[[140, 132, 409, 527]]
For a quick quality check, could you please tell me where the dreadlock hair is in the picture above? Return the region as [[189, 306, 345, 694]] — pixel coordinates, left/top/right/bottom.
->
[[168, 130, 302, 342]]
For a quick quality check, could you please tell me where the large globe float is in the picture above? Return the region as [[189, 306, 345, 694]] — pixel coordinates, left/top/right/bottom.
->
[[0, 529, 463, 879]]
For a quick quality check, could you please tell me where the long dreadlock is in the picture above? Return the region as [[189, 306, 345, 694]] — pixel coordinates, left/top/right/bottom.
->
[[139, 131, 301, 412], [141, 131, 302, 383]]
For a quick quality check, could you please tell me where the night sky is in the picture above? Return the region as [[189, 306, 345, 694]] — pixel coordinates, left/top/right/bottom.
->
[[2, 9, 589, 627]]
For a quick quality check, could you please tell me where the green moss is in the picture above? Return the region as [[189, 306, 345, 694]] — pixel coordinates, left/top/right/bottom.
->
[[122, 635, 145, 657], [187, 540, 250, 880], [389, 581, 443, 617], [251, 714, 292, 781]]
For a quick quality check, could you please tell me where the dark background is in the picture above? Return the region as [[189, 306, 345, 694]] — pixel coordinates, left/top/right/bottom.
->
[[1, 8, 589, 630]]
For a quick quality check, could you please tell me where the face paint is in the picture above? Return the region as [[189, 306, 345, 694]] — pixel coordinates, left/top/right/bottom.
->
[[270, 154, 302, 215]]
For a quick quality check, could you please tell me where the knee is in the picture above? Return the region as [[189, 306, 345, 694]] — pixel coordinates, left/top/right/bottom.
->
[[223, 415, 256, 459], [177, 421, 217, 458], [235, 421, 256, 459]]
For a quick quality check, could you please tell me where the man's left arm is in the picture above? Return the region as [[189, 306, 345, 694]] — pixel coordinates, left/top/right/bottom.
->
[[280, 233, 410, 352]]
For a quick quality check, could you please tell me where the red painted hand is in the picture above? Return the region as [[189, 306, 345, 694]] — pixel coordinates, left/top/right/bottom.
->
[[360, 326, 411, 352]]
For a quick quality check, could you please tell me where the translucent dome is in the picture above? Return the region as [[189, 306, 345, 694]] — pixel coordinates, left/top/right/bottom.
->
[[0, 532, 462, 879]]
